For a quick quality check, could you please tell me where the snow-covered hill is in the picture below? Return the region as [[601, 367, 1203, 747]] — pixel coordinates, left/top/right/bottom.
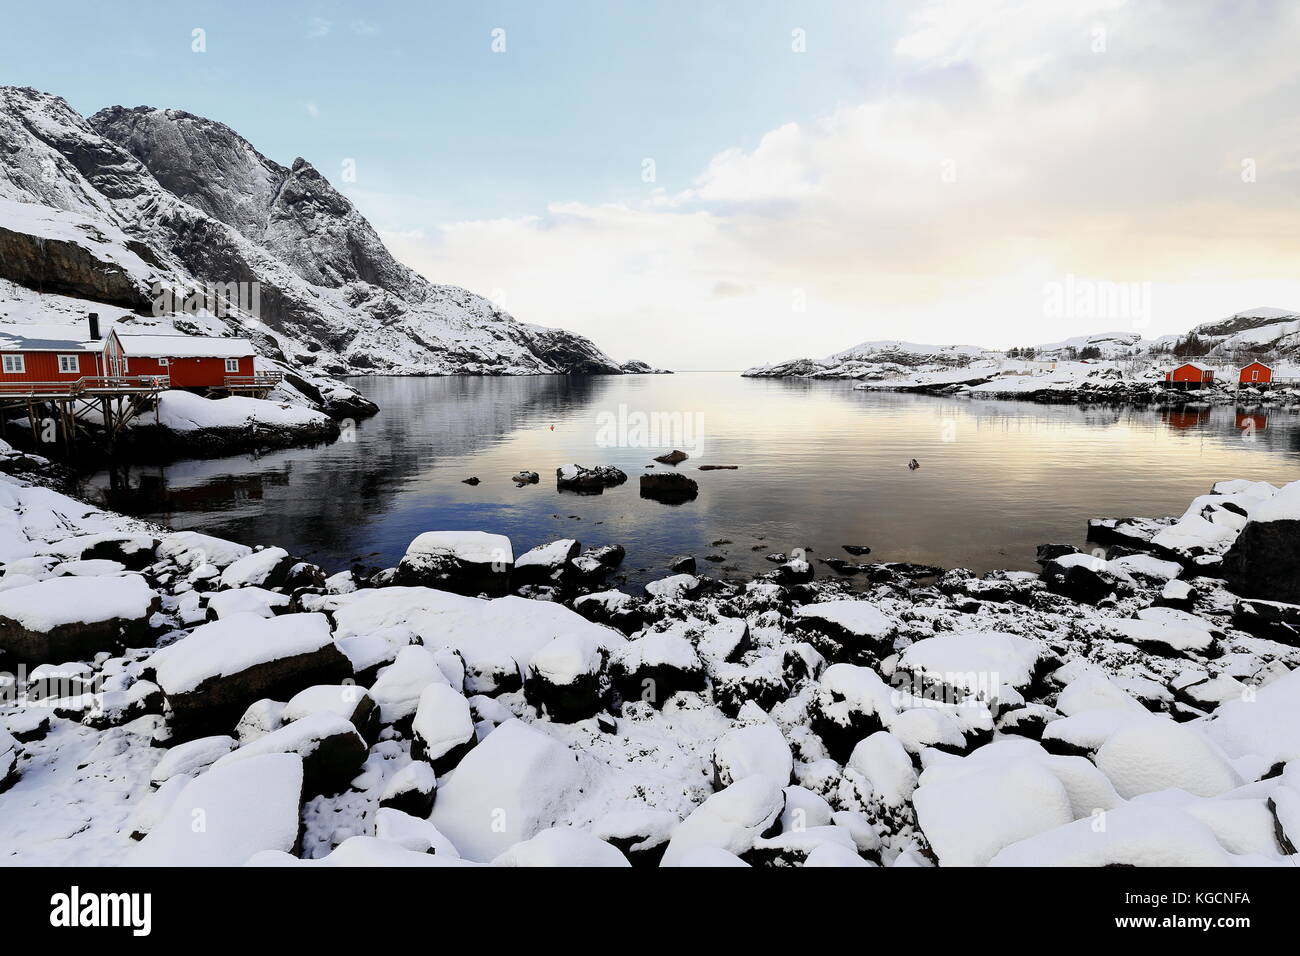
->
[[744, 309, 1300, 380], [0, 87, 633, 379]]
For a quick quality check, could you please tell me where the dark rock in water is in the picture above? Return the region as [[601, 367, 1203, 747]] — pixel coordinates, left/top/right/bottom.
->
[[654, 449, 690, 465], [555, 464, 628, 494], [669, 555, 697, 574], [704, 554, 726, 563], [1035, 543, 1081, 566], [842, 545, 872, 557], [1232, 598, 1300, 646], [1222, 513, 1300, 604], [512, 471, 540, 485], [698, 465, 738, 470], [764, 553, 787, 563], [819, 558, 863, 575], [640, 473, 698, 504], [584, 544, 626, 568], [1086, 516, 1170, 549], [461, 477, 480, 486]]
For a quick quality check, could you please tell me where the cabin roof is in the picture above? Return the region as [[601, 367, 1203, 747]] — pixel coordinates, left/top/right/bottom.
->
[[1239, 361, 1272, 370], [0, 323, 104, 353], [1170, 361, 1213, 372], [112, 331, 254, 359]]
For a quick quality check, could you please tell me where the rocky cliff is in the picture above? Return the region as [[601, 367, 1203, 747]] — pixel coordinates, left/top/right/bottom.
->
[[0, 87, 627, 378]]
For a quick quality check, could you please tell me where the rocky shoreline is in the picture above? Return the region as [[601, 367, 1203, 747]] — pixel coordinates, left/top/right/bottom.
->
[[0, 457, 1297, 866]]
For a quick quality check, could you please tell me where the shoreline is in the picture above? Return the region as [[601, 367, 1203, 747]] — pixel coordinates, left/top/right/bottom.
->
[[0, 455, 1297, 866]]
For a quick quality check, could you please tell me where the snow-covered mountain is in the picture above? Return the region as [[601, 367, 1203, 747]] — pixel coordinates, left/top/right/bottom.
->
[[0, 87, 630, 377]]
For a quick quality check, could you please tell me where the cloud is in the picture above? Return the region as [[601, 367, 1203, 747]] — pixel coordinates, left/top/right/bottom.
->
[[306, 17, 332, 38], [305, 102, 320, 118], [380, 0, 1300, 369], [349, 19, 380, 36]]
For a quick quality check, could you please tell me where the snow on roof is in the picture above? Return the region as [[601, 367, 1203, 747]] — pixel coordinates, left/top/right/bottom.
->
[[113, 331, 255, 358], [1238, 361, 1272, 369], [0, 322, 104, 352], [1169, 361, 1213, 371]]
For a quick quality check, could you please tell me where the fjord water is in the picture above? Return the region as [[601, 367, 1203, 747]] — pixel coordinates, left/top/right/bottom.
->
[[77, 374, 1300, 588]]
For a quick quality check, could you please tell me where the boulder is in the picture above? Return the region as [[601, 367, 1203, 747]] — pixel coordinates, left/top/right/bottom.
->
[[1040, 554, 1127, 605], [147, 612, 351, 740], [429, 719, 593, 862], [411, 683, 477, 774], [660, 776, 783, 866], [1232, 598, 1300, 646], [639, 473, 698, 504], [379, 762, 438, 818], [0, 574, 159, 664], [808, 664, 898, 762], [793, 600, 896, 664], [523, 633, 610, 723], [572, 589, 643, 634], [513, 538, 581, 586], [282, 684, 381, 744], [128, 753, 305, 865], [211, 711, 367, 798], [555, 464, 628, 494], [217, 547, 296, 590], [1222, 503, 1300, 602], [712, 723, 793, 789], [610, 632, 706, 707], [394, 531, 513, 597], [654, 449, 689, 465], [511, 470, 540, 485]]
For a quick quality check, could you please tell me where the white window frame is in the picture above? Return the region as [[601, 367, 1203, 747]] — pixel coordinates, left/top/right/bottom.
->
[[157, 357, 169, 368], [2, 354, 25, 374], [58, 354, 80, 374], [225, 358, 240, 373]]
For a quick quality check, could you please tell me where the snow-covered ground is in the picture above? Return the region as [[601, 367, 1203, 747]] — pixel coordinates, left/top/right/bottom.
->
[[0, 455, 1297, 866]]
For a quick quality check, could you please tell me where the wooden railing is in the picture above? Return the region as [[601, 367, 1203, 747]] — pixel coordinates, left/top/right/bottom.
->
[[223, 372, 284, 389], [0, 375, 170, 399]]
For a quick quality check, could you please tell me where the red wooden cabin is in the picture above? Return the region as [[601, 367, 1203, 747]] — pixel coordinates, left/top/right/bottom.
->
[[0, 321, 106, 393], [104, 329, 255, 388], [1238, 362, 1272, 385], [1163, 362, 1215, 388], [0, 314, 265, 396]]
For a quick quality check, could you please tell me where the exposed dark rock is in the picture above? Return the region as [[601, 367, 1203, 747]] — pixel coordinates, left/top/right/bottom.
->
[[654, 450, 689, 465], [639, 473, 698, 504]]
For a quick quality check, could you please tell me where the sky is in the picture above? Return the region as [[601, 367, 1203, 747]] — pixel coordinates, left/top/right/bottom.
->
[[3, 0, 1300, 369]]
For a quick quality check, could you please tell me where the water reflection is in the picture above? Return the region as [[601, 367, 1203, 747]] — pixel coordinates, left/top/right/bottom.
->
[[74, 375, 1300, 585]]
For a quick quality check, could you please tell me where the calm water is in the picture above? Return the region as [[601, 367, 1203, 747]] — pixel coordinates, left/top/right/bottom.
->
[[75, 374, 1300, 588]]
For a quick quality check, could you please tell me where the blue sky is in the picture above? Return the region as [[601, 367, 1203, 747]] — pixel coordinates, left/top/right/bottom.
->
[[0, 0, 899, 225], [4, 1, 1299, 368]]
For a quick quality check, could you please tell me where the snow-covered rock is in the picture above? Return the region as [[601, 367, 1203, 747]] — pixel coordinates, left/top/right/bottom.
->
[[0, 573, 157, 662], [128, 753, 304, 865], [212, 711, 366, 797], [394, 531, 513, 597], [147, 612, 349, 739], [660, 775, 784, 867], [492, 827, 630, 867], [411, 683, 476, 774], [429, 719, 594, 863]]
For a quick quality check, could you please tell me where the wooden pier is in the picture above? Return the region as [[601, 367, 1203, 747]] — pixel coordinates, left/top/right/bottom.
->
[[0, 375, 170, 449]]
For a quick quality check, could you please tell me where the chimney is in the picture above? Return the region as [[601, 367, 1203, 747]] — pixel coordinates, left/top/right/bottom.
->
[[88, 312, 100, 341]]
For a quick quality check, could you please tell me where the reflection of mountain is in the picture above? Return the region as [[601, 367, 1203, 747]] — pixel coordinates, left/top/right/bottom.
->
[[75, 375, 613, 561]]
